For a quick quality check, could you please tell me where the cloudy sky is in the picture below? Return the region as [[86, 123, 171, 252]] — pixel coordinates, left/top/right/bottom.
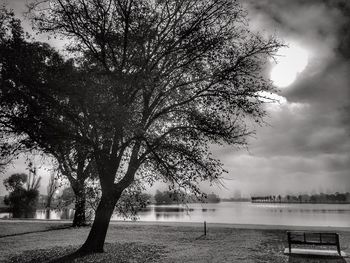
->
[[210, 0, 350, 197], [1, 0, 349, 197]]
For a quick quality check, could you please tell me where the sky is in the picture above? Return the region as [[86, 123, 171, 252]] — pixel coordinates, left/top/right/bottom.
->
[[209, 0, 350, 197], [0, 0, 349, 198]]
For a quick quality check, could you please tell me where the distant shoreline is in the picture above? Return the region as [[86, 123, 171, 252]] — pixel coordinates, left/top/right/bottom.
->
[[1, 218, 350, 232], [250, 201, 350, 204]]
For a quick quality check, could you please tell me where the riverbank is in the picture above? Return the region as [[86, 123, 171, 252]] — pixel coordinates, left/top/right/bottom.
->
[[0, 220, 349, 262]]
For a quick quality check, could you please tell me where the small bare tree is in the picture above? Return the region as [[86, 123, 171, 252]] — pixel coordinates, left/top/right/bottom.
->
[[46, 171, 59, 208], [26, 161, 41, 192]]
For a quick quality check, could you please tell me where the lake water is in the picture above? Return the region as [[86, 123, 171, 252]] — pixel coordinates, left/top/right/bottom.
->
[[1, 202, 350, 227]]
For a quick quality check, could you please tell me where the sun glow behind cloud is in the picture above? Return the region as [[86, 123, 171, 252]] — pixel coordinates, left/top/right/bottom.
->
[[270, 43, 309, 88]]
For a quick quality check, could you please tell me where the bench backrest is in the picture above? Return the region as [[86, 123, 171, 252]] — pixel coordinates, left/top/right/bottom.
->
[[287, 231, 339, 245]]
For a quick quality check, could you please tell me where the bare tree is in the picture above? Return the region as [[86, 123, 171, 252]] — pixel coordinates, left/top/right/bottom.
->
[[26, 161, 41, 191], [24, 0, 281, 254], [46, 171, 58, 208]]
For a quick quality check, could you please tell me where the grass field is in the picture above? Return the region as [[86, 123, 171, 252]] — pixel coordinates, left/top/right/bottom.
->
[[0, 220, 349, 262]]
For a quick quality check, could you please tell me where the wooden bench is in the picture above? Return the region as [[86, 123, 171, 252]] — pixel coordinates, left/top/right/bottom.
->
[[287, 231, 341, 256]]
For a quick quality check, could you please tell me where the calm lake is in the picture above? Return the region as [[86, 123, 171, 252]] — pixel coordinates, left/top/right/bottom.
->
[[1, 202, 350, 227]]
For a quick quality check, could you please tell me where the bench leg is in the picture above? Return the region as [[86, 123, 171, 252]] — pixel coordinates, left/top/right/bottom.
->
[[337, 243, 341, 256], [336, 234, 341, 256], [287, 232, 291, 253]]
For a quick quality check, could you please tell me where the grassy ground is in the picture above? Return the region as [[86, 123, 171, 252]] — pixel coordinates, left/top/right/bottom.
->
[[0, 221, 349, 263], [0, 221, 71, 238]]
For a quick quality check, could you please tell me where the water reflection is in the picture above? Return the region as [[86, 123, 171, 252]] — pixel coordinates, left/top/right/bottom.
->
[[1, 202, 350, 227], [155, 212, 184, 220], [201, 208, 216, 212], [154, 207, 193, 213], [33, 209, 75, 220]]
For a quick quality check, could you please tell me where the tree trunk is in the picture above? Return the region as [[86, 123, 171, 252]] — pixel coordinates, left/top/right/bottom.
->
[[78, 192, 119, 253], [72, 181, 87, 227], [72, 191, 86, 227], [77, 144, 139, 254]]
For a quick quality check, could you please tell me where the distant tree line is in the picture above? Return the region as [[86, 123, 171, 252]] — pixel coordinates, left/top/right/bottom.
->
[[251, 192, 350, 204], [154, 190, 220, 204], [222, 197, 251, 202]]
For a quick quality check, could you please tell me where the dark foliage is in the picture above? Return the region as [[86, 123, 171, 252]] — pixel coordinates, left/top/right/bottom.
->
[[3, 173, 27, 192], [0, 8, 94, 226], [3, 173, 40, 218]]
